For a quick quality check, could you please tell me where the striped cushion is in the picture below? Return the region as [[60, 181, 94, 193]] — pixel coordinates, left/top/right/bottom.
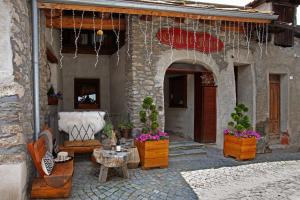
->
[[41, 151, 54, 176]]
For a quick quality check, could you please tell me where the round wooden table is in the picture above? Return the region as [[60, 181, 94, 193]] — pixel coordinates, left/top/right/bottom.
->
[[93, 148, 129, 182]]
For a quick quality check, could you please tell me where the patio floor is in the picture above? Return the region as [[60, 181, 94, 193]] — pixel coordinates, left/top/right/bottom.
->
[[36, 145, 300, 200]]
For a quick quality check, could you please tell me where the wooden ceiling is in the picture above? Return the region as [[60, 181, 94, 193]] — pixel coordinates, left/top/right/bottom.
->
[[39, 2, 273, 24]]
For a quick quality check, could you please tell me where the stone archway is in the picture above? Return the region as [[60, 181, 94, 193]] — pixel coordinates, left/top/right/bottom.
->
[[154, 50, 236, 148]]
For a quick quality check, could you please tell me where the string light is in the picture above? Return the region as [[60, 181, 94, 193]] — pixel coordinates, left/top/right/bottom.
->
[[186, 18, 189, 57], [208, 20, 212, 61], [50, 9, 53, 46], [237, 22, 240, 61], [59, 9, 64, 69], [224, 20, 227, 58], [247, 23, 253, 60], [203, 19, 206, 55], [72, 10, 85, 59], [149, 17, 154, 65], [265, 24, 269, 55], [127, 15, 131, 58], [111, 13, 121, 66], [93, 12, 104, 68], [192, 19, 199, 63], [233, 21, 236, 58], [137, 15, 149, 66], [256, 23, 263, 58], [159, 16, 162, 45]]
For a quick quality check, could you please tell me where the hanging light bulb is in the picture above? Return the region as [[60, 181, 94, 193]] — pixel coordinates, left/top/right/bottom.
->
[[97, 30, 103, 36]]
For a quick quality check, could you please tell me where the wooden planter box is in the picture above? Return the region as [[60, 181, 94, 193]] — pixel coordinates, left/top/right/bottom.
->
[[224, 135, 256, 160], [135, 139, 169, 169]]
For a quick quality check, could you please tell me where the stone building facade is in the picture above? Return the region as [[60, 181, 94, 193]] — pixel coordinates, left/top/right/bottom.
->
[[1, 0, 300, 199], [0, 0, 33, 199]]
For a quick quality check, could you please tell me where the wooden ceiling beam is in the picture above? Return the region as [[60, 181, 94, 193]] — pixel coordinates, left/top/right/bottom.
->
[[45, 16, 125, 30], [38, 2, 272, 24]]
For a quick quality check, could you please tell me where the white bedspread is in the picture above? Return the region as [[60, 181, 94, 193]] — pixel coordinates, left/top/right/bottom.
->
[[58, 111, 106, 141]]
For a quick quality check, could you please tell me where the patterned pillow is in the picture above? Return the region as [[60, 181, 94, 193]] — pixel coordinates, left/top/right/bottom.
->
[[41, 151, 54, 176]]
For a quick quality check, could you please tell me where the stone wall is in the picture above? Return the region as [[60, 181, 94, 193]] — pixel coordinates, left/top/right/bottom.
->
[[127, 16, 244, 147], [254, 38, 300, 145], [0, 0, 33, 199]]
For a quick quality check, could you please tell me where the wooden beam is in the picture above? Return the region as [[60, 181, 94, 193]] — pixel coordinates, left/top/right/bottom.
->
[[46, 16, 125, 30], [38, 2, 272, 24]]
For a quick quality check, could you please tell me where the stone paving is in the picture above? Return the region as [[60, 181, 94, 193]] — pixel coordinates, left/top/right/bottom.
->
[[41, 146, 300, 200]]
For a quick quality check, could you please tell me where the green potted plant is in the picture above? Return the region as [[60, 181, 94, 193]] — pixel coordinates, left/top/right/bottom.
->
[[47, 85, 58, 105], [102, 122, 116, 150], [135, 97, 169, 169], [224, 104, 261, 160], [118, 121, 134, 139]]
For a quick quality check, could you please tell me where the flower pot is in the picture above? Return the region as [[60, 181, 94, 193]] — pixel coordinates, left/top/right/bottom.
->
[[224, 135, 256, 160], [135, 139, 169, 169], [48, 96, 58, 105], [127, 147, 140, 169], [122, 129, 132, 139]]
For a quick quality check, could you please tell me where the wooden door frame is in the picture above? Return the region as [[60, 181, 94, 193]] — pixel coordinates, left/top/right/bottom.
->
[[194, 72, 217, 143], [269, 74, 281, 136]]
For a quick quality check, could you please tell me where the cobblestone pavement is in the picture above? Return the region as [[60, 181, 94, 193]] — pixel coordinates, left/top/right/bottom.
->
[[42, 147, 300, 200]]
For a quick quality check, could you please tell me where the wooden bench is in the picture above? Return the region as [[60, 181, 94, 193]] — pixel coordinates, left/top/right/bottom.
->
[[59, 139, 101, 154], [28, 136, 74, 199]]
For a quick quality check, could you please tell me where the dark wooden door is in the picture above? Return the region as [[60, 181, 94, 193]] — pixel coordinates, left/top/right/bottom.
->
[[269, 75, 280, 136], [194, 73, 202, 143], [194, 73, 217, 143]]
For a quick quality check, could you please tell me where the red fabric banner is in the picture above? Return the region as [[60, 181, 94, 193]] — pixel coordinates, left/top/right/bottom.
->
[[156, 28, 224, 53]]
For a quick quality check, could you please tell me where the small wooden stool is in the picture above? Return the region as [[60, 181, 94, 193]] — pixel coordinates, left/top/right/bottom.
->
[[93, 148, 129, 182]]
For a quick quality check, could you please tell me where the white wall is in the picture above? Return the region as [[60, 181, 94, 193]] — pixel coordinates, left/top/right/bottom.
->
[[110, 47, 128, 116], [0, 162, 27, 200], [164, 74, 195, 139], [61, 54, 110, 112]]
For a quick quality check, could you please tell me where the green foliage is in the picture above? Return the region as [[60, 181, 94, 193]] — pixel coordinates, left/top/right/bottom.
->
[[228, 104, 251, 132], [103, 122, 113, 138], [139, 96, 159, 133], [47, 85, 55, 96], [118, 121, 134, 130]]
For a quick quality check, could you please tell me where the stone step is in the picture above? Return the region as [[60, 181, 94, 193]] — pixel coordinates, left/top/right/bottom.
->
[[169, 141, 205, 151], [169, 148, 207, 157]]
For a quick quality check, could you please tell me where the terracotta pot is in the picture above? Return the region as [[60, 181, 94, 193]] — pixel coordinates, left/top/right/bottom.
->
[[223, 135, 256, 160], [48, 96, 58, 105], [122, 129, 132, 139], [135, 139, 169, 169], [280, 134, 289, 145]]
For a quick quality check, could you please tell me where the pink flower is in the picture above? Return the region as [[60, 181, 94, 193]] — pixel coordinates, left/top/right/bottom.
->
[[135, 131, 169, 142]]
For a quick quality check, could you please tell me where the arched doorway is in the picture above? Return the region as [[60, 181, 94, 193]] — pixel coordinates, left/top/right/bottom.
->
[[164, 62, 217, 143]]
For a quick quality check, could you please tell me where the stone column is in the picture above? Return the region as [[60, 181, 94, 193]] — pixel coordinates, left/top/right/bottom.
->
[[0, 1, 33, 199]]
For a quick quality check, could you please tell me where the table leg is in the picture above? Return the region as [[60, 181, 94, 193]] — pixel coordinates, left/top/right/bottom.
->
[[99, 165, 108, 182], [121, 164, 129, 179]]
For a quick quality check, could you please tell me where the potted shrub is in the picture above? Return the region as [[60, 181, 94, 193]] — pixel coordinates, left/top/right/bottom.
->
[[47, 86, 58, 105], [135, 97, 169, 169], [102, 122, 116, 150], [224, 104, 261, 160], [118, 121, 134, 139], [47, 86, 62, 105]]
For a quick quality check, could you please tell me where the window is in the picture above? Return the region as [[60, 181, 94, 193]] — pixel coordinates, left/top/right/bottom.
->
[[273, 4, 295, 47], [74, 78, 100, 109], [169, 75, 187, 108]]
